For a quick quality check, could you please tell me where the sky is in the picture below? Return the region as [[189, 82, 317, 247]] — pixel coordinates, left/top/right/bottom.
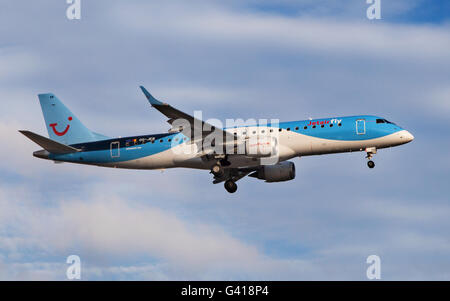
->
[[0, 0, 449, 280]]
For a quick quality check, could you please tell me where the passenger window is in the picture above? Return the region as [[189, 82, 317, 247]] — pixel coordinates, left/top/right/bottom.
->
[[270, 129, 273, 133], [295, 127, 299, 130], [312, 125, 316, 129], [279, 128, 282, 132], [330, 124, 333, 127], [287, 128, 290, 131], [261, 130, 265, 133], [159, 139, 163, 143], [304, 126, 307, 130], [321, 125, 324, 128], [338, 123, 342, 126]]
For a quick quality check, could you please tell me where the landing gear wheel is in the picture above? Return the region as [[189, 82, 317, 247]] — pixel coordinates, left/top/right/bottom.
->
[[224, 180, 237, 193], [365, 147, 377, 169], [211, 164, 224, 177]]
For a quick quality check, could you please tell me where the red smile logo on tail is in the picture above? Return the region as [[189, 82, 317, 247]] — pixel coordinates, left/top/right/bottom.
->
[[49, 116, 72, 136]]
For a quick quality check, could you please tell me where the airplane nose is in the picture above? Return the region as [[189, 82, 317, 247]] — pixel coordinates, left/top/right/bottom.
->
[[399, 130, 414, 143], [405, 131, 414, 142]]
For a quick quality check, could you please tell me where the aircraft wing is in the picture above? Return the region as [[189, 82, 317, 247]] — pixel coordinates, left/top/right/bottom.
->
[[140, 86, 235, 142], [212, 166, 259, 184]]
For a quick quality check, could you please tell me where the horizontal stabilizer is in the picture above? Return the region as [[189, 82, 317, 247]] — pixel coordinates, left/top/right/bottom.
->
[[19, 130, 80, 154]]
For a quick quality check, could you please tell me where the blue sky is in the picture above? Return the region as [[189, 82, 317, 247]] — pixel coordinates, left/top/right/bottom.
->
[[0, 0, 449, 280]]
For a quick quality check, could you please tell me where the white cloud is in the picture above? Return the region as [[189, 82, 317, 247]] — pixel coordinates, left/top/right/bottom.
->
[[0, 49, 43, 81], [3, 176, 450, 280], [0, 186, 302, 280], [0, 260, 65, 281], [114, 2, 450, 63]]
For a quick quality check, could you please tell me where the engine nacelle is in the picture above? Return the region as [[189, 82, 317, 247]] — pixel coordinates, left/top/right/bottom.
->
[[250, 161, 296, 182], [244, 136, 277, 158]]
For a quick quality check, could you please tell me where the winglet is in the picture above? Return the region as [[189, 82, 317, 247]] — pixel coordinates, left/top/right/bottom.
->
[[140, 86, 164, 106]]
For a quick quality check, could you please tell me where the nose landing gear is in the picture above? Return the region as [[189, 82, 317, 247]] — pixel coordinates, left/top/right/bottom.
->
[[365, 147, 377, 169]]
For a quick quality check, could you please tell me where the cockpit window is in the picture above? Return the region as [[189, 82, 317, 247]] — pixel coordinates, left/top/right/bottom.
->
[[376, 119, 396, 125]]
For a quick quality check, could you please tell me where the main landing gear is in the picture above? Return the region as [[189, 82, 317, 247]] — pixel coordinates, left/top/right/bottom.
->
[[211, 163, 224, 177], [224, 180, 238, 193], [210, 155, 231, 177], [365, 147, 377, 169], [210, 157, 239, 193], [210, 162, 238, 193], [212, 164, 238, 193]]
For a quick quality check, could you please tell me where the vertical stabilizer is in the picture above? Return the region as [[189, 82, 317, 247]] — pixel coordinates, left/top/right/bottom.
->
[[38, 93, 109, 145]]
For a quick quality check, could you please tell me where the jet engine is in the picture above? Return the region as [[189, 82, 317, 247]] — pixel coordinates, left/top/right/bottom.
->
[[249, 161, 295, 182]]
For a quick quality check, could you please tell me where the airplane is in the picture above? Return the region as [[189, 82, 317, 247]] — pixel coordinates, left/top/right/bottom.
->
[[20, 86, 414, 193]]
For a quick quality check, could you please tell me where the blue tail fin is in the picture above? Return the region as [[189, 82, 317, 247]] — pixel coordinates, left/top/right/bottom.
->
[[38, 93, 109, 145]]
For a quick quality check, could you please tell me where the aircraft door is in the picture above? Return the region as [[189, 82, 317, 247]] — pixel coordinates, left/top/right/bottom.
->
[[110, 141, 120, 158], [356, 119, 366, 135]]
